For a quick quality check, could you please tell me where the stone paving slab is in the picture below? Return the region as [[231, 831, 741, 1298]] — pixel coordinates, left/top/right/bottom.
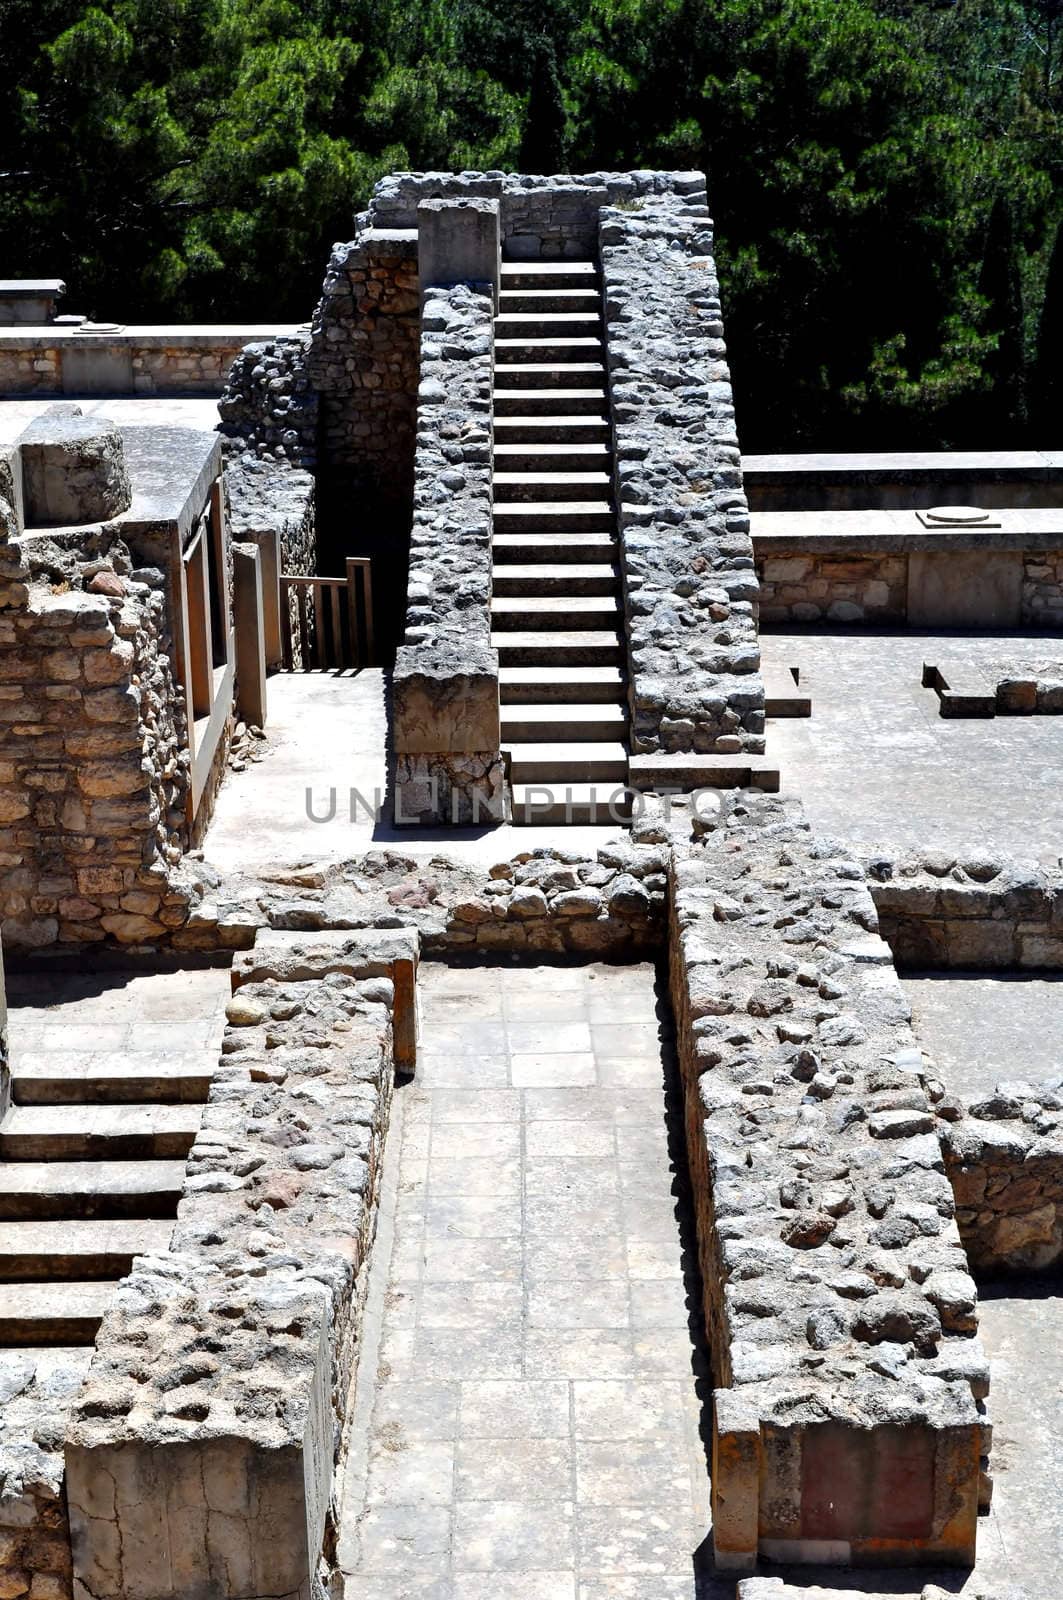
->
[[338, 959, 712, 1597]]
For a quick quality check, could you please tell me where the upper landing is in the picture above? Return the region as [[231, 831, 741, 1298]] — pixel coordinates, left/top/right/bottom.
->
[[357, 168, 710, 258]]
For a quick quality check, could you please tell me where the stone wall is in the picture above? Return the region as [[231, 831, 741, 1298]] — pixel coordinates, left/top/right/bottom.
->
[[392, 284, 503, 825], [0, 1349, 89, 1600], [1022, 549, 1063, 626], [757, 551, 907, 623], [0, 334, 287, 399], [941, 1080, 1063, 1274], [599, 201, 765, 756], [755, 545, 1063, 627], [366, 169, 709, 255], [0, 544, 192, 955], [218, 335, 318, 470], [65, 932, 407, 1600], [308, 230, 419, 510], [661, 792, 984, 1571], [739, 1581, 1019, 1600], [868, 853, 1063, 970]]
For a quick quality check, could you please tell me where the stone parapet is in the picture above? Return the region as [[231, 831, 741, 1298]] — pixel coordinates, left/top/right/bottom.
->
[[599, 200, 764, 758], [393, 283, 502, 825], [65, 933, 401, 1600], [659, 792, 984, 1571], [0, 327, 298, 398], [367, 169, 708, 256], [743, 448, 1063, 512]]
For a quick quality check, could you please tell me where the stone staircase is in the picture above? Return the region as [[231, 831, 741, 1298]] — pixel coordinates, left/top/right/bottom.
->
[[0, 1051, 207, 1346], [491, 260, 632, 826]]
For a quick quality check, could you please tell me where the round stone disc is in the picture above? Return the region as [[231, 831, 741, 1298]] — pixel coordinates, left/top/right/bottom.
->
[[924, 505, 990, 524]]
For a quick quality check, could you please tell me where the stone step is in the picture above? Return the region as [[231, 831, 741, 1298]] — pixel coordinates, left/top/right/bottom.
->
[[491, 595, 620, 630], [493, 471, 612, 503], [0, 1105, 202, 1162], [495, 337, 603, 365], [493, 415, 610, 444], [501, 703, 627, 742], [492, 363, 606, 389], [492, 563, 617, 597], [0, 1219, 174, 1281], [11, 1058, 214, 1105], [627, 752, 781, 793], [0, 1282, 113, 1346], [492, 631, 622, 666], [0, 1160, 187, 1220], [492, 531, 617, 563], [510, 782, 633, 827], [495, 312, 601, 338], [499, 665, 625, 703], [500, 262, 598, 289], [498, 289, 601, 313], [492, 501, 614, 532], [494, 442, 611, 473], [493, 388, 607, 414], [506, 741, 629, 782]]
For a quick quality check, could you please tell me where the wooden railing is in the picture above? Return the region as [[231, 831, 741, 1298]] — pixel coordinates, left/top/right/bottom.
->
[[280, 557, 374, 671]]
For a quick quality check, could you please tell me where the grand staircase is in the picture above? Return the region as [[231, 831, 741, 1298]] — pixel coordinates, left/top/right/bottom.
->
[[490, 260, 632, 826], [0, 1046, 206, 1345]]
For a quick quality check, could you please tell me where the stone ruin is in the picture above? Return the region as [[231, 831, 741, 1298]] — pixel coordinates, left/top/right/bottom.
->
[[0, 168, 1058, 1600]]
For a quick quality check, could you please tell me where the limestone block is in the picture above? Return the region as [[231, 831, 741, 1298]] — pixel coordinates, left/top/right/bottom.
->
[[393, 645, 499, 754], [417, 197, 501, 308], [19, 415, 131, 526], [908, 550, 1021, 628]]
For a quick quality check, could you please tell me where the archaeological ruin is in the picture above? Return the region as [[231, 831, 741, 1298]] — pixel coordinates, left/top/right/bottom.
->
[[0, 168, 1057, 1600]]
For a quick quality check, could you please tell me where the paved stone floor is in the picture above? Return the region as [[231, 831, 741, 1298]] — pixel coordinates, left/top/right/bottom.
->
[[206, 671, 629, 873], [903, 972, 1063, 1100], [338, 959, 713, 1599], [763, 630, 1063, 864], [0, 396, 221, 441], [4, 964, 230, 1062]]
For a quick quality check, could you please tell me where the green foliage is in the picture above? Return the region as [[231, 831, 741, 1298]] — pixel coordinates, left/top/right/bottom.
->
[[0, 0, 1059, 446]]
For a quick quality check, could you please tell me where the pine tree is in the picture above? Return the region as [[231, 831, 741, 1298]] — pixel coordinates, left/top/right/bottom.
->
[[1032, 220, 1063, 440], [520, 35, 567, 173], [977, 195, 1027, 443]]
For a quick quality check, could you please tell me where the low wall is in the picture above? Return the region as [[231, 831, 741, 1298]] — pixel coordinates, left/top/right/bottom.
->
[[366, 168, 708, 256], [753, 521, 1063, 628], [942, 1081, 1063, 1274], [0, 327, 300, 398], [662, 793, 984, 1571], [392, 283, 502, 826], [599, 201, 764, 757], [739, 1581, 1016, 1600], [65, 931, 408, 1599], [869, 854, 1063, 970], [743, 449, 1063, 512]]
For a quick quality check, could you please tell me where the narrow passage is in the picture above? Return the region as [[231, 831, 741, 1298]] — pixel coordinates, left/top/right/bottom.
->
[[340, 959, 712, 1598]]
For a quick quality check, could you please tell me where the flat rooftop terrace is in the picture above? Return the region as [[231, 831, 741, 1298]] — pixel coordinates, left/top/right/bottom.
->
[[763, 629, 1063, 865]]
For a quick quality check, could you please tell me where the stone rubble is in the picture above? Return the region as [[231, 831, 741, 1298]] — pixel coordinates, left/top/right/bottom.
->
[[599, 201, 765, 757]]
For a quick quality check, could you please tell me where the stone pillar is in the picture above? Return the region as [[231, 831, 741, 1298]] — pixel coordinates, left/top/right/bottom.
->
[[18, 414, 131, 526], [232, 542, 267, 728], [417, 197, 501, 309], [712, 1390, 760, 1571], [393, 646, 505, 826]]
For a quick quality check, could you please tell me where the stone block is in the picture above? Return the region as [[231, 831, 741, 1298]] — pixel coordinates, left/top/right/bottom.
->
[[393, 646, 499, 754], [908, 550, 1021, 628], [417, 197, 501, 309], [18, 415, 131, 526]]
